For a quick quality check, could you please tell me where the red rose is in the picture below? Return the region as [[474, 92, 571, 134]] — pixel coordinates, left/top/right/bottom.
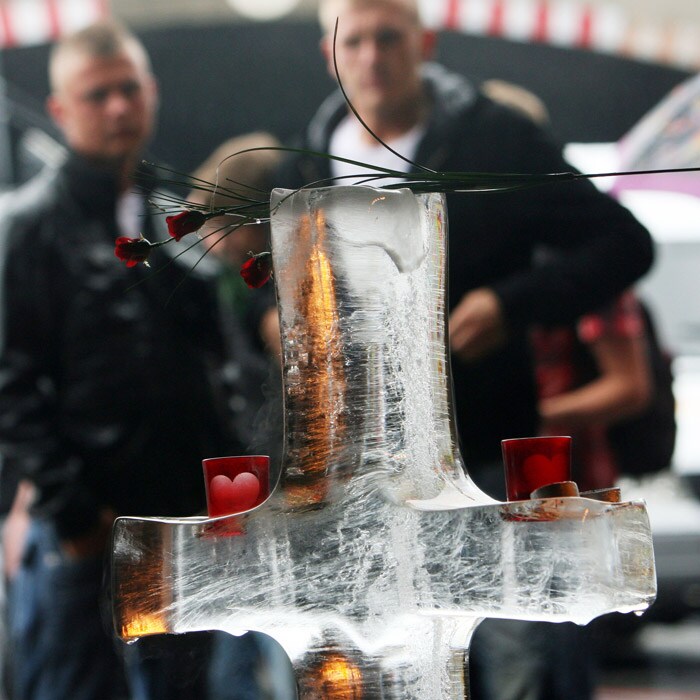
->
[[240, 252, 273, 289], [166, 210, 207, 241], [114, 236, 153, 267]]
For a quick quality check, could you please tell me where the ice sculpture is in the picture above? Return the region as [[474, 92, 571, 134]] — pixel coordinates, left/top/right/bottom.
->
[[111, 186, 656, 698]]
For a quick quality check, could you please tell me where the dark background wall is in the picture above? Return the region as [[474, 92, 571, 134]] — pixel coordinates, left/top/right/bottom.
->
[[1, 19, 690, 176]]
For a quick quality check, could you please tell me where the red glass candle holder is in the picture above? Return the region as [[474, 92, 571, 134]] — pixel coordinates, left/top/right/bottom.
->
[[202, 455, 270, 517], [501, 436, 572, 501]]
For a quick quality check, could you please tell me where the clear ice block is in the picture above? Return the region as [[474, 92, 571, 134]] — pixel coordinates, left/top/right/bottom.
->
[[112, 186, 656, 699]]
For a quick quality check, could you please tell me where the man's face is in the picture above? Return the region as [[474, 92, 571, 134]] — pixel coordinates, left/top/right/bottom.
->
[[322, 1, 432, 122], [48, 48, 157, 166]]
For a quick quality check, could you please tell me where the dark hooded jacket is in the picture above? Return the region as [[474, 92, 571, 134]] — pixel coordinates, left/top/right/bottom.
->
[[0, 153, 251, 536]]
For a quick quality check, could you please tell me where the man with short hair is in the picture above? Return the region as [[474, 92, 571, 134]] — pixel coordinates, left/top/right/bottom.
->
[[46, 21, 157, 187], [278, 1, 655, 698], [0, 21, 249, 700]]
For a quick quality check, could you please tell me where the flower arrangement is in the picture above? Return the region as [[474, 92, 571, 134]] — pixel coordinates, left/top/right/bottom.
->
[[112, 158, 274, 274], [113, 147, 700, 286]]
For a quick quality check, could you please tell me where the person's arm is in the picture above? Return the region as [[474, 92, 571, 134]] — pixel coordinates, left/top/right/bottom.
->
[[447, 105, 654, 360], [539, 331, 652, 431], [448, 288, 507, 362], [259, 306, 281, 360], [0, 213, 102, 543], [474, 104, 654, 331], [1, 480, 34, 580]]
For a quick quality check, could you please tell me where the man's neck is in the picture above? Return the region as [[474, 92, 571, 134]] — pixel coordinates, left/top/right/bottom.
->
[[76, 152, 138, 193], [355, 92, 429, 145], [111, 157, 138, 193]]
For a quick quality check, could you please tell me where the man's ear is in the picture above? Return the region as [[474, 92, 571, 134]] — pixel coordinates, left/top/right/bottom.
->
[[46, 94, 64, 129], [320, 36, 336, 80], [421, 30, 437, 60], [147, 74, 160, 113]]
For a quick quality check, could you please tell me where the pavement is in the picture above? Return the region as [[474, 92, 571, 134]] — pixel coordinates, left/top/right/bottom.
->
[[595, 615, 700, 698]]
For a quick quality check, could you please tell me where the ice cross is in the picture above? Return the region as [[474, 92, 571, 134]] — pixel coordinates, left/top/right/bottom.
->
[[112, 187, 656, 699]]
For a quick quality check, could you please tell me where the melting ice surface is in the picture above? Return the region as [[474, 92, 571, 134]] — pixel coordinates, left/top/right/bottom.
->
[[112, 186, 656, 698]]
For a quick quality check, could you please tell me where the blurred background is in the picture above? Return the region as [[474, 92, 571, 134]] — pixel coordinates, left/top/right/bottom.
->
[[0, 0, 699, 698], [0, 0, 696, 182]]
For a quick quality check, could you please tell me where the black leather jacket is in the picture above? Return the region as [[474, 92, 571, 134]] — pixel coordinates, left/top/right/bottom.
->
[[0, 153, 249, 536], [277, 63, 655, 472]]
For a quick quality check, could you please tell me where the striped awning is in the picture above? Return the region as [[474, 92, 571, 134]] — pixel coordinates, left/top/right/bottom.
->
[[0, 0, 109, 49], [420, 0, 700, 69]]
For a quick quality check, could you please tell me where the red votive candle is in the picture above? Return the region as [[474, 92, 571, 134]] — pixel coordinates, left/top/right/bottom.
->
[[203, 455, 270, 517], [501, 436, 572, 501]]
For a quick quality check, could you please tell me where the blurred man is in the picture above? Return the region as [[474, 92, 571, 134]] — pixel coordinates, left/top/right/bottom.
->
[[277, 1, 655, 698], [0, 21, 249, 700], [281, 0, 653, 494]]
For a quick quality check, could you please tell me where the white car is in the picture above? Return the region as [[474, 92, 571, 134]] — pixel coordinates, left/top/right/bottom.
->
[[566, 141, 700, 622]]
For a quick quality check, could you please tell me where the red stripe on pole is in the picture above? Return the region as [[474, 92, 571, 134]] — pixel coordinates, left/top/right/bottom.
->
[[445, 0, 460, 30], [97, 0, 111, 20], [0, 2, 15, 48], [47, 0, 62, 39], [578, 5, 593, 48], [489, 0, 504, 36], [533, 1, 548, 43]]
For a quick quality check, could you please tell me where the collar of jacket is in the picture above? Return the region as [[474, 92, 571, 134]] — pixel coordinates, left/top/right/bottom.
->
[[60, 150, 158, 216]]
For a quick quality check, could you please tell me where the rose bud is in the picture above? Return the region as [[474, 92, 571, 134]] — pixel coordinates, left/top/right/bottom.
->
[[114, 235, 153, 267], [240, 251, 273, 289], [166, 210, 208, 241]]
